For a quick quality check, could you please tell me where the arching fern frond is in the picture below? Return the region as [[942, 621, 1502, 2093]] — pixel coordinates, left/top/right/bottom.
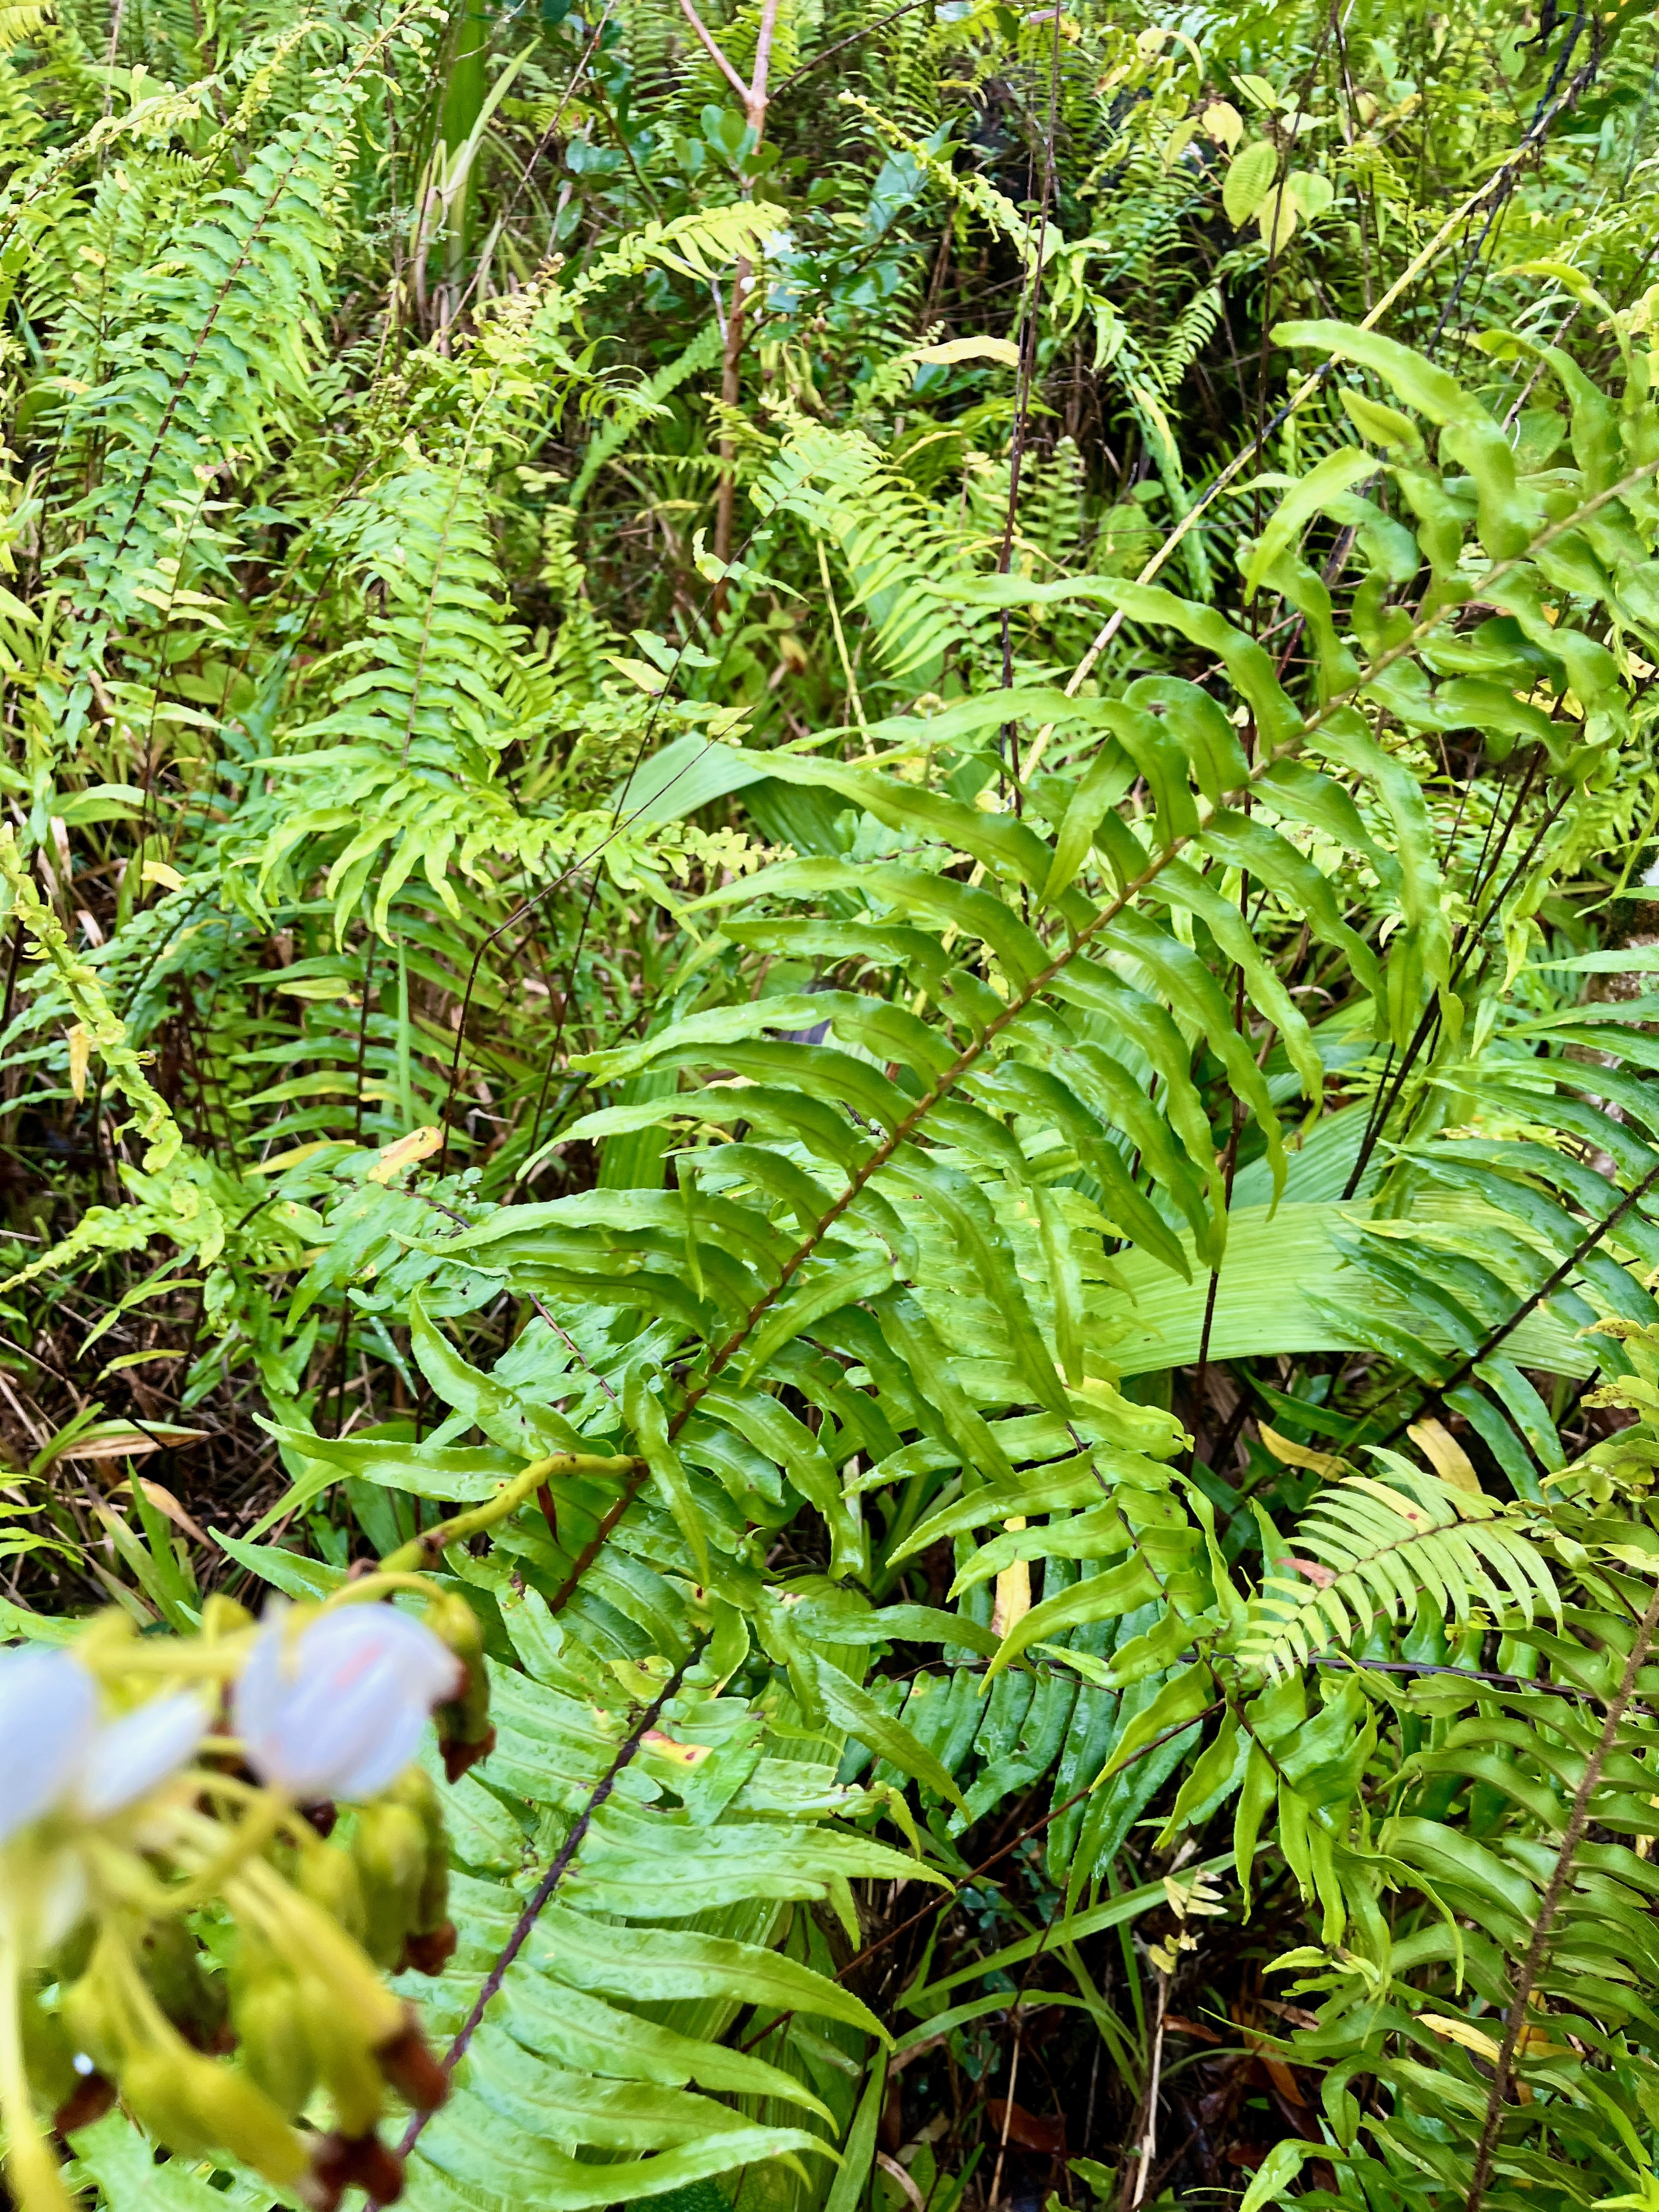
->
[[63, 8, 428, 668], [1156, 283, 1222, 394], [752, 416, 996, 682], [0, 0, 51, 54], [245, 455, 551, 937], [1242, 1465, 1559, 1679]]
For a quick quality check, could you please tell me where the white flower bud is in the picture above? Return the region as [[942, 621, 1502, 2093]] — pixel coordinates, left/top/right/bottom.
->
[[0, 1652, 205, 1846], [0, 1649, 97, 1844], [76, 1693, 209, 1819], [235, 1603, 462, 1804]]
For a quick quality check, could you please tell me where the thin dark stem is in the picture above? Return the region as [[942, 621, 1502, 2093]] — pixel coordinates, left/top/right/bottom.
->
[[1464, 1575, 1659, 2212], [1341, 763, 1568, 1201], [452, 1, 616, 323], [546, 1465, 653, 1614], [995, 0, 1063, 812], [770, 0, 936, 92], [384, 1637, 703, 2183], [1324, 1655, 1593, 1703], [1374, 1158, 1659, 1448]]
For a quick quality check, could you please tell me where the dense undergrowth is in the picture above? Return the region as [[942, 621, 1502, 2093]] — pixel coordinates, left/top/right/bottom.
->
[[7, 0, 1659, 2206]]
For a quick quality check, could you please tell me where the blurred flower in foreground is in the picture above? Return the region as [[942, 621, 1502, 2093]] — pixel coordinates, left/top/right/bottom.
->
[[236, 1601, 462, 1803], [0, 1648, 206, 1844], [0, 1588, 481, 2212]]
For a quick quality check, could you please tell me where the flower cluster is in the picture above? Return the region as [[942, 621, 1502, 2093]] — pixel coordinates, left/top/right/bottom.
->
[[0, 1587, 492, 2212]]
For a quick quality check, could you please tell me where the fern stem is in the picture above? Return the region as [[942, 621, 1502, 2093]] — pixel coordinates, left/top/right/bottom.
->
[[397, 461, 475, 770], [1375, 1154, 1659, 1450], [1322, 1656, 1591, 1702], [382, 1633, 705, 2186], [1341, 757, 1570, 1202], [1464, 1573, 1659, 2212], [546, 1465, 653, 1614], [679, 459, 1659, 1414]]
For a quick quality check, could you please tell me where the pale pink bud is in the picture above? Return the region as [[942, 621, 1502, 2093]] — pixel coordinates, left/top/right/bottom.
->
[[235, 1602, 462, 1803]]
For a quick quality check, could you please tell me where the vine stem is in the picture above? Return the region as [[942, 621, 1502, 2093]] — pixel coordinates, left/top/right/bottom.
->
[[381, 1636, 702, 2186], [377, 1452, 644, 1572], [1464, 1573, 1659, 2212]]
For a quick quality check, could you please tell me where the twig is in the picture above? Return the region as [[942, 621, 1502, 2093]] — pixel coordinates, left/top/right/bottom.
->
[[1120, 1970, 1167, 2212], [989, 2028, 1022, 2208], [677, 0, 750, 101], [770, 0, 938, 92], [452, 0, 617, 323]]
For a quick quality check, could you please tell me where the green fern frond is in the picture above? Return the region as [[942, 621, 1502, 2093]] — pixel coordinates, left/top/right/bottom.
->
[[1242, 1466, 1559, 1678], [66, 53, 373, 647], [0, 0, 51, 55]]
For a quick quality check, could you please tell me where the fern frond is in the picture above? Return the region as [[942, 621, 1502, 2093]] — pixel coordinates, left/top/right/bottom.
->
[[1242, 1466, 1559, 1678], [0, 0, 51, 55]]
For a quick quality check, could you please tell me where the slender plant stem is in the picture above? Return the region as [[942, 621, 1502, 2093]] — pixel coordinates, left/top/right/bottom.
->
[[1376, 1155, 1659, 1448], [379, 1452, 644, 1571], [1464, 1575, 1659, 2212], [384, 1637, 704, 2183]]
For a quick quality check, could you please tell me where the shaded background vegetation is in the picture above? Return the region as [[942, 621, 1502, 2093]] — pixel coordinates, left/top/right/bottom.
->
[[8, 0, 1659, 2204]]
